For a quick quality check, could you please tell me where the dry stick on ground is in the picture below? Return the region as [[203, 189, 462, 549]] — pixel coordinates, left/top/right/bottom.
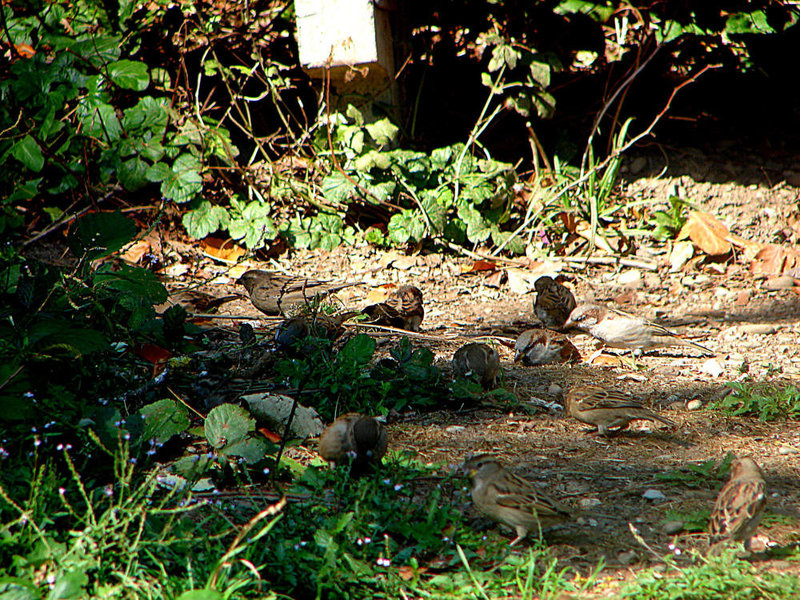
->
[[492, 63, 720, 257]]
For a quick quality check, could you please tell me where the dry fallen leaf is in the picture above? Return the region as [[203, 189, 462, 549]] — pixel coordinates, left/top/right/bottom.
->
[[589, 354, 622, 367], [678, 211, 731, 256], [365, 284, 396, 304], [120, 239, 151, 264], [201, 237, 246, 263], [460, 259, 497, 274], [750, 244, 800, 276], [669, 240, 695, 272]]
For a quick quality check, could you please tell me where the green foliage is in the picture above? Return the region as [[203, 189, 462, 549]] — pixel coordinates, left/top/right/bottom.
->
[[655, 454, 735, 488], [649, 196, 689, 241], [662, 509, 711, 533], [621, 549, 800, 600], [0, 1, 228, 235], [274, 334, 449, 421], [710, 383, 800, 421]]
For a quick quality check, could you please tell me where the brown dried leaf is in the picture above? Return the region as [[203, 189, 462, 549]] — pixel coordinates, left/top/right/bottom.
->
[[459, 259, 497, 274], [750, 244, 800, 276], [119, 239, 151, 264], [678, 211, 731, 256], [590, 354, 622, 367], [201, 237, 246, 263]]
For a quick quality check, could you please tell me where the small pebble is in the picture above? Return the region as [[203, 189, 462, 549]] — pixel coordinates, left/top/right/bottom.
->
[[778, 447, 799, 455], [662, 520, 684, 535], [701, 358, 724, 378], [687, 399, 704, 411], [578, 497, 602, 510], [642, 489, 666, 501], [738, 323, 779, 335], [445, 426, 466, 434], [617, 550, 637, 565], [618, 270, 642, 288], [764, 276, 796, 290], [547, 383, 563, 396]]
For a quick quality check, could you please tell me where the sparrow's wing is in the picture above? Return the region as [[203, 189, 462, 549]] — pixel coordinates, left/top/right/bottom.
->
[[710, 479, 767, 539], [574, 388, 646, 411]]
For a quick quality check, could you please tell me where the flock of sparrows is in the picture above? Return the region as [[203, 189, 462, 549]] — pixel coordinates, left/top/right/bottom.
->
[[237, 269, 768, 553]]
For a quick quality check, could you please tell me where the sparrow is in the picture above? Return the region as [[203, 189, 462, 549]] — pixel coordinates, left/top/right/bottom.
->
[[708, 457, 767, 553], [534, 276, 576, 330], [564, 385, 676, 435], [274, 311, 358, 354], [238, 269, 356, 316], [318, 413, 388, 474], [463, 454, 573, 545], [563, 303, 714, 356], [514, 328, 581, 366], [362, 285, 424, 331], [453, 342, 501, 389]]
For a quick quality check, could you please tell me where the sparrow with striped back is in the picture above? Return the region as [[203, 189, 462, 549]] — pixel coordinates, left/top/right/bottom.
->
[[453, 342, 501, 389], [563, 302, 714, 356], [362, 285, 425, 331], [514, 328, 581, 366], [564, 385, 676, 435], [709, 457, 767, 554], [463, 454, 574, 546], [533, 276, 576, 330], [238, 269, 356, 316]]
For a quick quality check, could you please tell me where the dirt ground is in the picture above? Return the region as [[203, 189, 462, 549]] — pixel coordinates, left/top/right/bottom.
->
[[208, 149, 800, 591]]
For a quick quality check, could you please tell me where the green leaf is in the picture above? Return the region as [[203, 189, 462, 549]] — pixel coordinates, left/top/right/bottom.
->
[[49, 569, 89, 600], [387, 210, 426, 245], [725, 11, 773, 35], [108, 60, 150, 91], [420, 192, 446, 235], [488, 44, 519, 72], [364, 118, 399, 146], [336, 334, 376, 367], [321, 172, 355, 204], [28, 319, 107, 357], [93, 264, 169, 304], [457, 205, 491, 243], [529, 60, 551, 88], [227, 200, 277, 249], [138, 399, 190, 444], [161, 154, 203, 203], [122, 96, 169, 132], [221, 436, 268, 463], [205, 404, 254, 449], [78, 102, 122, 142], [69, 211, 137, 260], [118, 156, 149, 190], [174, 591, 225, 600], [11, 135, 44, 172]]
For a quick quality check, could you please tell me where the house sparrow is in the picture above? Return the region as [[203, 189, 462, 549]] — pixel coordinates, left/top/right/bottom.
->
[[362, 285, 424, 331], [463, 454, 573, 545], [453, 342, 501, 389], [534, 276, 576, 330], [709, 457, 767, 553], [564, 385, 676, 435], [563, 303, 714, 356], [238, 269, 356, 316], [318, 413, 388, 473], [514, 328, 581, 366], [274, 311, 358, 354]]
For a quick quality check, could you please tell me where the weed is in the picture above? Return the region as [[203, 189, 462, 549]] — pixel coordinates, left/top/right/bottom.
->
[[711, 383, 800, 421], [655, 454, 735, 488]]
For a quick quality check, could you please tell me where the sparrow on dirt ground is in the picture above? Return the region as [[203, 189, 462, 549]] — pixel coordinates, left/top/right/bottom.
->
[[463, 454, 573, 545], [563, 302, 714, 356], [318, 413, 388, 473], [362, 285, 424, 331], [534, 276, 576, 330], [514, 328, 581, 366], [238, 269, 356, 316], [453, 342, 501, 389], [564, 385, 676, 435], [708, 457, 767, 554]]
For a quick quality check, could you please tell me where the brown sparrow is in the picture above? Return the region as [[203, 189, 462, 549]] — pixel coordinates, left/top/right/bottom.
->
[[563, 303, 714, 356], [564, 385, 676, 435], [453, 342, 501, 389], [534, 276, 576, 330], [464, 454, 573, 545], [318, 413, 388, 473], [709, 457, 767, 553], [514, 328, 581, 366], [362, 285, 424, 331], [238, 269, 356, 316]]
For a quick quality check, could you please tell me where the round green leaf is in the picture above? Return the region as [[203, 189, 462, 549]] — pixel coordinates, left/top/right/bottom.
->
[[108, 59, 150, 91], [11, 135, 44, 172], [205, 404, 254, 449]]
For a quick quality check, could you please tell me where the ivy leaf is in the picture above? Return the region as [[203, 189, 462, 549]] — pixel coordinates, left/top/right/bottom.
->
[[161, 154, 203, 203], [182, 200, 229, 239], [420, 192, 446, 235], [321, 171, 355, 204], [221, 436, 268, 463], [118, 156, 149, 190], [108, 60, 150, 91], [11, 135, 45, 172], [93, 264, 169, 304], [205, 404, 254, 449], [69, 211, 137, 260], [336, 334, 376, 367], [139, 399, 190, 444], [458, 205, 491, 243], [227, 201, 277, 249], [365, 118, 399, 146], [387, 210, 425, 245]]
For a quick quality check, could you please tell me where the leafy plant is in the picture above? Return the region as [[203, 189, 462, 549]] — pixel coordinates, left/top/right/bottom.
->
[[709, 383, 800, 421], [649, 195, 689, 241], [655, 454, 735, 488]]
